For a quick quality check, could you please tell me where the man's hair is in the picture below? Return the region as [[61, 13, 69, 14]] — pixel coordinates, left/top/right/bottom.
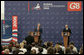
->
[[69, 42, 74, 45], [47, 41, 53, 47], [30, 49, 36, 54], [65, 47, 71, 54], [53, 48, 57, 54], [15, 44, 20, 48], [38, 47, 43, 53], [57, 46, 64, 54], [65, 24, 68, 27], [38, 23, 40, 26], [28, 32, 34, 35], [47, 47, 54, 54], [69, 45, 74, 50]]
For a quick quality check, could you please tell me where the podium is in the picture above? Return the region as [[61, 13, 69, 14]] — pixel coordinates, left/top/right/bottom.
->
[[34, 32, 40, 43], [61, 32, 70, 48]]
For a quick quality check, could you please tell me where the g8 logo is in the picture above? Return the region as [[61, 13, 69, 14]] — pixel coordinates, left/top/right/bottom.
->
[[68, 2, 81, 11], [70, 3, 80, 9]]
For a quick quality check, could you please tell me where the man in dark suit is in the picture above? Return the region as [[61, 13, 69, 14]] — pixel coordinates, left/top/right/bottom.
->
[[34, 23, 42, 40], [62, 25, 71, 45], [25, 32, 34, 45]]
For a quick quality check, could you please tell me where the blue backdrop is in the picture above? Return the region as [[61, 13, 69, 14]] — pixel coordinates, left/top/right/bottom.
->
[[5, 1, 83, 50]]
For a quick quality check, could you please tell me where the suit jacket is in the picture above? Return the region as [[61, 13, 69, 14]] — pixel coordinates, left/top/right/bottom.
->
[[63, 28, 71, 34], [25, 35, 34, 45], [34, 28, 42, 34]]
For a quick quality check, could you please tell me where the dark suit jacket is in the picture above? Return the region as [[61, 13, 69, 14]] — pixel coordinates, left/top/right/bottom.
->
[[25, 35, 34, 45], [63, 28, 71, 34], [34, 28, 42, 34]]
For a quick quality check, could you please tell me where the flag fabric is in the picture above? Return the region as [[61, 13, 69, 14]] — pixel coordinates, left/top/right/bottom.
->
[[1, 20, 12, 45], [12, 33, 18, 37], [12, 37, 18, 42], [12, 16, 18, 42]]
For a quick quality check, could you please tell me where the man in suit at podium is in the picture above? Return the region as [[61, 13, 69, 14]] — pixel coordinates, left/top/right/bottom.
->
[[34, 23, 42, 40], [62, 25, 71, 45]]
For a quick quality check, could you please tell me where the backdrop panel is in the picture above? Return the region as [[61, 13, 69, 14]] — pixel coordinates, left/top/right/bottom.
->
[[5, 1, 83, 50]]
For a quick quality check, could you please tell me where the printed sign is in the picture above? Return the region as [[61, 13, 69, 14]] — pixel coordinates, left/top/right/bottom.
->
[[68, 1, 81, 11], [12, 16, 18, 32]]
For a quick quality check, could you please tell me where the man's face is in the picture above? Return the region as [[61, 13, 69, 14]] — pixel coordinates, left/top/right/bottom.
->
[[38, 24, 40, 27], [65, 25, 68, 28]]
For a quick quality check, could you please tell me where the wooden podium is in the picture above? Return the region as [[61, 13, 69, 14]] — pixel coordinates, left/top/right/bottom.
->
[[34, 32, 40, 43], [61, 32, 70, 48]]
